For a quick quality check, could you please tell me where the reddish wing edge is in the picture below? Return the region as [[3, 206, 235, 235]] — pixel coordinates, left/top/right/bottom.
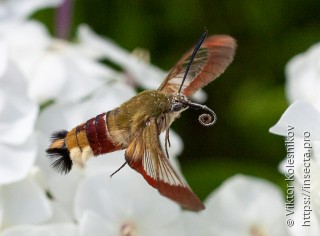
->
[[158, 35, 237, 96], [125, 118, 205, 211]]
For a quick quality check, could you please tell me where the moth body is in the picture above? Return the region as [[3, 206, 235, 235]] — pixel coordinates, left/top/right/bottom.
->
[[47, 32, 237, 211], [47, 90, 188, 173]]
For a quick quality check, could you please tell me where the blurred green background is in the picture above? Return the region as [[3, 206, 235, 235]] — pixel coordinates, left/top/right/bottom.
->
[[33, 0, 320, 199]]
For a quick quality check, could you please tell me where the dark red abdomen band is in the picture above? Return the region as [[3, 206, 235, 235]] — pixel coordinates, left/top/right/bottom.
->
[[79, 113, 120, 156]]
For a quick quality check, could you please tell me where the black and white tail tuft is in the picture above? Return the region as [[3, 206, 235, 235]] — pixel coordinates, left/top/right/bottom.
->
[[46, 130, 72, 174]]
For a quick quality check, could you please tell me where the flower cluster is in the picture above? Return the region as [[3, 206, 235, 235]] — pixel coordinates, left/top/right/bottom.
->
[[0, 1, 288, 235]]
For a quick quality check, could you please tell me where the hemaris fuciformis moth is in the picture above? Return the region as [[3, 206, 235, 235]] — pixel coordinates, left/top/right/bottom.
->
[[47, 31, 236, 211]]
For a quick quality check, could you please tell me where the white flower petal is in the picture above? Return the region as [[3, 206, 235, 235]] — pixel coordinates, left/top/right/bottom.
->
[[0, 40, 8, 78], [49, 201, 74, 223], [269, 101, 320, 140], [77, 24, 166, 90], [0, 63, 38, 145], [84, 150, 128, 176], [285, 42, 320, 110], [0, 223, 78, 236], [47, 169, 83, 218], [1, 176, 52, 227], [0, 0, 63, 22], [54, 55, 108, 103], [33, 131, 59, 185], [159, 129, 183, 159], [182, 211, 203, 236], [147, 220, 185, 236], [0, 137, 36, 185], [28, 52, 66, 103], [74, 171, 138, 221], [0, 21, 51, 81], [79, 211, 115, 236], [0, 59, 37, 184], [26, 37, 110, 104]]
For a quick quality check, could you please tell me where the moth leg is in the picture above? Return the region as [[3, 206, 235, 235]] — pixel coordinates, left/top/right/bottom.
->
[[110, 162, 127, 178], [165, 129, 171, 159]]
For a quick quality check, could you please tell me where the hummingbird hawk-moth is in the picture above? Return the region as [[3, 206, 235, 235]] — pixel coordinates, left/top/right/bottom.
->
[[46, 31, 236, 211]]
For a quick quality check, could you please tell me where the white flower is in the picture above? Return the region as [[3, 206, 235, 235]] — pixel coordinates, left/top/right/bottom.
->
[[75, 171, 185, 236], [285, 42, 320, 110], [184, 175, 288, 236], [0, 42, 38, 184]]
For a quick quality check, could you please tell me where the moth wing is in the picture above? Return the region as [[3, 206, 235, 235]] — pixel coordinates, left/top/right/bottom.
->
[[158, 35, 236, 97], [125, 118, 204, 211]]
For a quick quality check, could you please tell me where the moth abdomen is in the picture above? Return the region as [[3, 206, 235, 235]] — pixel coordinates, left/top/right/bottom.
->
[[84, 112, 124, 155], [47, 112, 124, 173]]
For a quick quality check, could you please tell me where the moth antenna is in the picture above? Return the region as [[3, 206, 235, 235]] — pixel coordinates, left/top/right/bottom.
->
[[110, 162, 127, 178], [182, 101, 217, 126], [178, 30, 208, 94]]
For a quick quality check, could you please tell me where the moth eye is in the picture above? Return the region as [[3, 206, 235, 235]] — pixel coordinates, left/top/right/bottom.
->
[[172, 103, 184, 112]]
